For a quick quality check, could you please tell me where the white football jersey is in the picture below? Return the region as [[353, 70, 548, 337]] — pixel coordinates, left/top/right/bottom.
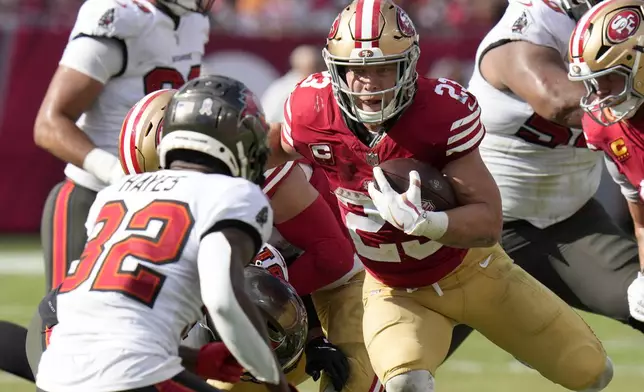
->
[[468, 0, 602, 228], [62, 0, 209, 191], [36, 170, 272, 392]]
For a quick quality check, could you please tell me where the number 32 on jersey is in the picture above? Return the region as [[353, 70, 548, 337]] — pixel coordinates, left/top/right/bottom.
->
[[59, 200, 195, 307]]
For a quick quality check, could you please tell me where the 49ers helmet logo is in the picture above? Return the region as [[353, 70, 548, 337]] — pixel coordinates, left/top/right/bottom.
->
[[396, 7, 416, 37], [328, 13, 341, 39], [607, 9, 641, 44]]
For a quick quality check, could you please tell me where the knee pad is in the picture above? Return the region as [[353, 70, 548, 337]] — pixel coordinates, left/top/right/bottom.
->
[[385, 370, 435, 392], [578, 357, 613, 392]]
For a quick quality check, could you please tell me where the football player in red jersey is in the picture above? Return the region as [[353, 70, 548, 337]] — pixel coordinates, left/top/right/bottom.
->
[[568, 0, 644, 325], [267, 1, 614, 391]]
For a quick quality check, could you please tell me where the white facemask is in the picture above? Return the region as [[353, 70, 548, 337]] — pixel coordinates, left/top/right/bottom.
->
[[354, 99, 397, 124], [610, 96, 644, 120]]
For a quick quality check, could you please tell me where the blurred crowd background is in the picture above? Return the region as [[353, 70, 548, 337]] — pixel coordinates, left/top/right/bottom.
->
[[1, 0, 507, 37]]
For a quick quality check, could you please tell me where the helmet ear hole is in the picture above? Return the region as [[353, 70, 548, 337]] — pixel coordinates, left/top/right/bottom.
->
[[595, 45, 610, 61], [144, 123, 154, 137]]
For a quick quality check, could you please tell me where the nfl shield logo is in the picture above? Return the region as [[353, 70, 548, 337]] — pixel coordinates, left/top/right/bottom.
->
[[366, 152, 379, 167]]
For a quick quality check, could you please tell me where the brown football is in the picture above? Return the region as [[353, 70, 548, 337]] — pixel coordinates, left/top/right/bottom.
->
[[377, 158, 457, 212]]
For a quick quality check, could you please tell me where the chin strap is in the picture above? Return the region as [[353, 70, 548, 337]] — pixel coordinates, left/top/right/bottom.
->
[[609, 96, 644, 120], [354, 99, 397, 124]]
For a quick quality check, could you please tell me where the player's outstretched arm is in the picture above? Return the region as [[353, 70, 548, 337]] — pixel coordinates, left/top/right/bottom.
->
[[480, 41, 586, 128], [270, 166, 354, 294], [438, 148, 503, 248], [198, 228, 290, 392], [34, 37, 125, 184]]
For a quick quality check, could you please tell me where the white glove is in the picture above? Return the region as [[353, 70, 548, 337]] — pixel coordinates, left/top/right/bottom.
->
[[83, 148, 125, 185], [627, 272, 644, 322], [367, 167, 448, 240]]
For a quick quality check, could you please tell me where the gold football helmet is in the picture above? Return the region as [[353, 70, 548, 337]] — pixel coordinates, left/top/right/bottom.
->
[[323, 0, 420, 124], [118, 89, 175, 175], [568, 0, 644, 125]]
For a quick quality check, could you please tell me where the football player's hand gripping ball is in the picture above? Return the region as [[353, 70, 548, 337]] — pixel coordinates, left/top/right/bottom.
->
[[368, 167, 448, 240]]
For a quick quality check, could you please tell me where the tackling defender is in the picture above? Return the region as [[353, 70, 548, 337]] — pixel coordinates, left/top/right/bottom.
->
[[35, 74, 293, 392]]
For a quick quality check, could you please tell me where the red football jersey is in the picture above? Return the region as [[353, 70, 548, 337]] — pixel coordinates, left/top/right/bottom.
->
[[582, 113, 644, 200], [282, 72, 485, 287]]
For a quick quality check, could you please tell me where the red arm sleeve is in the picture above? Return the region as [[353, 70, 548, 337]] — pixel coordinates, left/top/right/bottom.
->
[[275, 194, 354, 295]]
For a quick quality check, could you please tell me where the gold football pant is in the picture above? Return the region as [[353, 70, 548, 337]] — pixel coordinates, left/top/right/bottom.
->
[[311, 271, 382, 392], [362, 244, 608, 391], [210, 271, 381, 392]]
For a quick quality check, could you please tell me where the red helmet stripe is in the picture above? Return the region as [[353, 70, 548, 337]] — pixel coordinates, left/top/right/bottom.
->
[[370, 0, 380, 48], [355, 0, 365, 48], [354, 0, 381, 49], [571, 1, 614, 60], [121, 89, 169, 174], [119, 104, 138, 174]]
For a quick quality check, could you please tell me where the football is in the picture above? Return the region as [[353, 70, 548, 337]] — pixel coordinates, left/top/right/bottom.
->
[[377, 158, 457, 212]]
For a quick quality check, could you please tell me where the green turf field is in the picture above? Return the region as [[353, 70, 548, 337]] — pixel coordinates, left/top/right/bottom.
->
[[1, 235, 643, 392]]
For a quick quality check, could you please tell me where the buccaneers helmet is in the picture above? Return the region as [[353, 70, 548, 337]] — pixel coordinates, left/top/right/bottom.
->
[[242, 266, 307, 376], [158, 0, 215, 15], [119, 89, 175, 175], [323, 0, 420, 124], [159, 75, 270, 185], [253, 243, 289, 282], [196, 266, 307, 378], [568, 0, 644, 125]]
